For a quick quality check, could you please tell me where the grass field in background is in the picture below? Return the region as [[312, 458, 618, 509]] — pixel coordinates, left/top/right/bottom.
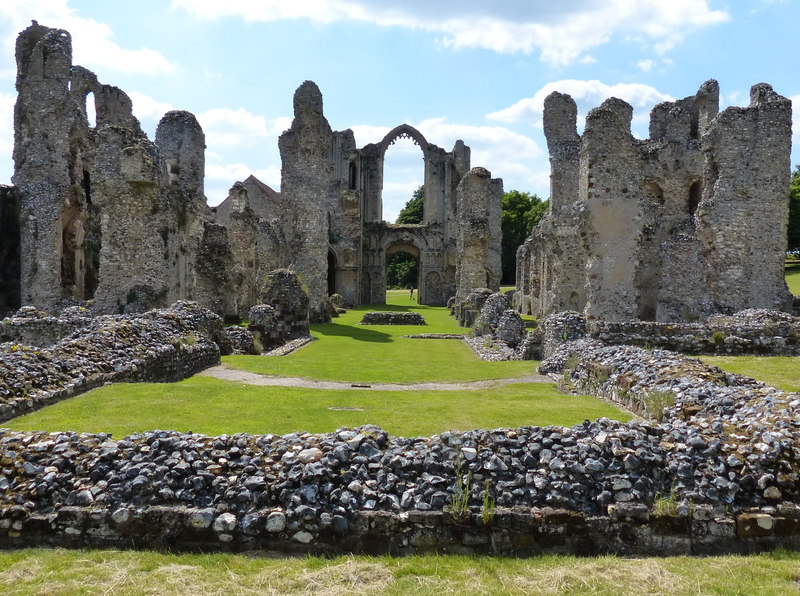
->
[[223, 290, 534, 383], [699, 355, 800, 393], [787, 261, 800, 295]]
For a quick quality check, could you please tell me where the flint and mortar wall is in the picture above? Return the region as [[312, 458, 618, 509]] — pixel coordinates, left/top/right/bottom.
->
[[516, 80, 793, 323], [0, 302, 224, 422]]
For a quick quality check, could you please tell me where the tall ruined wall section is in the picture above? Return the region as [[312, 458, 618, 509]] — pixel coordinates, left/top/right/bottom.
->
[[10, 22, 224, 316], [0, 186, 21, 315], [455, 167, 502, 299], [516, 80, 793, 322], [278, 81, 333, 323]]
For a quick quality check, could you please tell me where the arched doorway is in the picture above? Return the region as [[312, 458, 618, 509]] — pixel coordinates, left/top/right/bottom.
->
[[385, 241, 420, 303]]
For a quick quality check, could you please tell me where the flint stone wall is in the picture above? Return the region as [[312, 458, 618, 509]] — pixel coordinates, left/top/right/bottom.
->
[[0, 306, 92, 347], [0, 302, 225, 422], [516, 80, 793, 323], [1, 326, 799, 556], [1, 501, 798, 556], [359, 312, 427, 325], [540, 310, 800, 359]]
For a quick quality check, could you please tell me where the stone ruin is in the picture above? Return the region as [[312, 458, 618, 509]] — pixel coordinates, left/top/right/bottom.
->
[[0, 22, 502, 324], [515, 80, 794, 323]]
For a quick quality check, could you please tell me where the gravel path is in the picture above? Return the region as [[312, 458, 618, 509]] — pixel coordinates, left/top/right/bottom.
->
[[199, 364, 552, 391]]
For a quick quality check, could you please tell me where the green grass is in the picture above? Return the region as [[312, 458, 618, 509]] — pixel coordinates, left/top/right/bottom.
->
[[787, 261, 800, 295], [4, 376, 629, 437], [699, 355, 800, 393], [223, 289, 533, 383], [1, 548, 799, 595]]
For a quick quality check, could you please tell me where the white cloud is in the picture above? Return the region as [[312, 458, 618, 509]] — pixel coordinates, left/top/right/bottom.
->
[[486, 79, 674, 130], [0, 0, 175, 78], [637, 59, 655, 72], [579, 55, 597, 65], [129, 91, 175, 122], [0, 91, 14, 183], [172, 0, 729, 65], [197, 108, 271, 147]]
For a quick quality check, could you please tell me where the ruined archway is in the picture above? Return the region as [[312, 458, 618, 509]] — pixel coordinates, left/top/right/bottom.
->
[[385, 241, 420, 302], [380, 125, 427, 224]]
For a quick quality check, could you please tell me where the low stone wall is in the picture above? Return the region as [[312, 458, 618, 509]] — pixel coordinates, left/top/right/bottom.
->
[[0, 302, 225, 422], [1, 503, 798, 556], [539, 310, 800, 358], [0, 306, 93, 347], [360, 312, 426, 325], [1, 417, 798, 556]]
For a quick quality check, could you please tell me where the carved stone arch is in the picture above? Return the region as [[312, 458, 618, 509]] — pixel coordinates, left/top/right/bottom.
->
[[378, 124, 430, 159]]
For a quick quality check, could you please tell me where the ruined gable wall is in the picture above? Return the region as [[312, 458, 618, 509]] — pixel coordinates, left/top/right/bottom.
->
[[518, 80, 793, 323], [278, 81, 332, 323], [698, 84, 793, 314], [13, 23, 215, 316]]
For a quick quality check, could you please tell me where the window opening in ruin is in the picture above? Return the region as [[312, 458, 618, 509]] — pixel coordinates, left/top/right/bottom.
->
[[82, 170, 91, 205], [644, 181, 664, 206], [169, 162, 180, 186], [382, 135, 424, 224], [85, 91, 96, 128], [348, 161, 357, 190], [60, 213, 84, 299], [688, 181, 702, 215], [327, 249, 337, 296]]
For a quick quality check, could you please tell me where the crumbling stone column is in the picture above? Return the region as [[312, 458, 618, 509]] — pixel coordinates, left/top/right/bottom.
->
[[279, 81, 333, 323], [454, 167, 502, 300]]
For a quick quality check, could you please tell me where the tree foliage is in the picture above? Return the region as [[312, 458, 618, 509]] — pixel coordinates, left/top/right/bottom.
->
[[501, 190, 548, 284], [789, 165, 800, 252], [396, 185, 424, 224], [386, 252, 418, 289]]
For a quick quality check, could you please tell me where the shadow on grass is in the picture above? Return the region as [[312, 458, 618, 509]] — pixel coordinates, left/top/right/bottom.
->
[[312, 321, 393, 343]]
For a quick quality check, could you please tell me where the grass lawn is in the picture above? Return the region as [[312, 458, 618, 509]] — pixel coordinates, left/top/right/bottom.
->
[[699, 355, 800, 393], [1, 548, 799, 595], [4, 376, 629, 437], [787, 261, 800, 295], [223, 290, 534, 383]]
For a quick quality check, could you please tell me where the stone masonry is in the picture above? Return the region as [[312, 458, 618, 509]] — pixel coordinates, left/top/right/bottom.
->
[[0, 23, 503, 322], [515, 80, 793, 322]]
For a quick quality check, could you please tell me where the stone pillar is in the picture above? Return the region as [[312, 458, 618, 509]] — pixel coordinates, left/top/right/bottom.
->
[[455, 167, 502, 299], [278, 81, 333, 322]]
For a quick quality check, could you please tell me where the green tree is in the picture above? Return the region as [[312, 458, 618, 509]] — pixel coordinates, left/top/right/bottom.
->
[[501, 190, 548, 284], [396, 185, 424, 224], [789, 165, 800, 252], [386, 252, 418, 289]]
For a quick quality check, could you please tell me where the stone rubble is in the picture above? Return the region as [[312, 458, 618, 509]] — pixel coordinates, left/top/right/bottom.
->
[[359, 312, 427, 326], [0, 302, 227, 422]]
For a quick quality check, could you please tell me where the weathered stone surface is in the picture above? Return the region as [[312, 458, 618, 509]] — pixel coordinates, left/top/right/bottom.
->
[[0, 301, 224, 421], [359, 312, 426, 325], [1, 23, 503, 321], [516, 80, 793, 322]]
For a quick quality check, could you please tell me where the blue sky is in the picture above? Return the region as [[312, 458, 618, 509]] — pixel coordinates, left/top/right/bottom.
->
[[0, 0, 798, 221]]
